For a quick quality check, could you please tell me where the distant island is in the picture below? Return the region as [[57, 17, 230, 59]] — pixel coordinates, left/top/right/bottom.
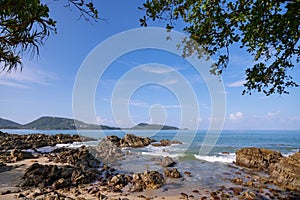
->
[[0, 117, 180, 130], [129, 123, 179, 130]]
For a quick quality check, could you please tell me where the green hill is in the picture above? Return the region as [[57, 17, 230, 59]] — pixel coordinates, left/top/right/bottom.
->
[[0, 118, 21, 128], [130, 123, 179, 130], [21, 116, 119, 130]]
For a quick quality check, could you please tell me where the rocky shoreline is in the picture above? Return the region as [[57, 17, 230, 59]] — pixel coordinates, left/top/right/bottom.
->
[[0, 131, 299, 199]]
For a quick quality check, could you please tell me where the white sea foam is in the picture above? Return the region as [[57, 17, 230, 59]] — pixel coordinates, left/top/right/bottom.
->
[[140, 144, 184, 158], [35, 141, 98, 153], [282, 149, 299, 157], [194, 153, 236, 163]]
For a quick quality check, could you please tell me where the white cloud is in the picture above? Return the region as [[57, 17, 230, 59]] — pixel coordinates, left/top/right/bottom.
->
[[140, 66, 175, 74], [227, 80, 246, 87], [0, 65, 57, 88], [267, 111, 280, 118], [0, 79, 30, 89], [162, 79, 178, 85], [230, 112, 244, 120]]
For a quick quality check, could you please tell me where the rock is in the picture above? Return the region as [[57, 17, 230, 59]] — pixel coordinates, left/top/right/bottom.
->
[[235, 147, 282, 170], [130, 170, 164, 191], [0, 132, 96, 151], [120, 134, 154, 148], [152, 139, 182, 147], [52, 178, 69, 190], [269, 152, 300, 191], [49, 146, 100, 168], [109, 174, 128, 188], [164, 168, 182, 178], [161, 156, 176, 168], [95, 138, 124, 164], [105, 135, 121, 146], [10, 149, 34, 161], [20, 161, 100, 188]]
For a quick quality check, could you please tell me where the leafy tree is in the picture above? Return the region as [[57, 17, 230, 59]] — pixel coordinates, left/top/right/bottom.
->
[[139, 0, 300, 95], [0, 0, 98, 72]]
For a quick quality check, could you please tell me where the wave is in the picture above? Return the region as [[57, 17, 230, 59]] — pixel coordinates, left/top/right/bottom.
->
[[140, 144, 185, 158], [194, 153, 236, 163], [282, 149, 299, 157], [35, 141, 98, 153]]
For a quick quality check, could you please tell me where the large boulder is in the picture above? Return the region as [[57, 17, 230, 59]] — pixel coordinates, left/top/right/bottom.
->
[[95, 138, 124, 164], [130, 170, 164, 191], [120, 134, 154, 148], [235, 147, 282, 170], [20, 163, 99, 188], [269, 152, 300, 191], [49, 146, 100, 168]]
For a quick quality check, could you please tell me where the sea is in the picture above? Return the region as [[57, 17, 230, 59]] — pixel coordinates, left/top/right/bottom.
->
[[1, 129, 299, 191]]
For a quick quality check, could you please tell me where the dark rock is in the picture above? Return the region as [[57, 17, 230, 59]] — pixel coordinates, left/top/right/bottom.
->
[[152, 139, 182, 147], [49, 146, 100, 168], [269, 152, 300, 191], [164, 168, 182, 178], [109, 174, 128, 188], [10, 149, 34, 161], [161, 156, 176, 168], [20, 161, 100, 188], [130, 170, 164, 191], [120, 134, 154, 148], [235, 147, 282, 170], [0, 132, 95, 151], [105, 135, 121, 146]]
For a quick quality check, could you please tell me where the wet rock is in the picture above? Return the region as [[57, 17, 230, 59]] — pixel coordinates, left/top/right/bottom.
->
[[152, 139, 182, 147], [236, 147, 282, 171], [49, 146, 100, 168], [269, 152, 300, 191], [95, 138, 124, 164], [0, 131, 95, 151], [164, 168, 182, 178], [120, 134, 154, 148], [161, 156, 176, 168], [105, 135, 121, 146]]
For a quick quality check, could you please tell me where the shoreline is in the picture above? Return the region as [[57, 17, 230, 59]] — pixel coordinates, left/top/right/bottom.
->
[[0, 131, 299, 199]]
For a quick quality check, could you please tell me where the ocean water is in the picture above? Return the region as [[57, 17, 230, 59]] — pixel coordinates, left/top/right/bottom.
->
[[2, 129, 299, 190]]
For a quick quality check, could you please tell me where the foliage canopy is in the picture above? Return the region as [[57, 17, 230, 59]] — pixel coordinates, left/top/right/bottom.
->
[[0, 0, 98, 72], [139, 0, 300, 95]]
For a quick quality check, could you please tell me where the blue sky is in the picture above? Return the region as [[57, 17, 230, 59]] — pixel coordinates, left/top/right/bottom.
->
[[1, 0, 300, 129]]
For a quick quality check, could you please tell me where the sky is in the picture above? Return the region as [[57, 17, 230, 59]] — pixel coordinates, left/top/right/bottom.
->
[[1, 0, 300, 130]]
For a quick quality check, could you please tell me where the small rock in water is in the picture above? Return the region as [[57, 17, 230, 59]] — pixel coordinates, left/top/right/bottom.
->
[[161, 156, 176, 168]]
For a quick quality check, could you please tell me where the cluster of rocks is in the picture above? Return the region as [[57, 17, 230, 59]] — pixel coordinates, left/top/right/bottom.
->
[[19, 146, 167, 194], [0, 131, 95, 150], [235, 147, 300, 192], [20, 147, 102, 189], [105, 134, 155, 148], [0, 149, 34, 163]]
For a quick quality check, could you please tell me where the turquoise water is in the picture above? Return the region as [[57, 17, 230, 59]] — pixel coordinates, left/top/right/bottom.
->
[[1, 129, 299, 190], [1, 129, 299, 159]]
